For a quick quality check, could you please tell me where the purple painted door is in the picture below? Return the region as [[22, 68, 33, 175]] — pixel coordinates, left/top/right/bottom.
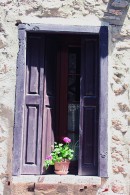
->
[[79, 37, 99, 176], [22, 34, 44, 174]]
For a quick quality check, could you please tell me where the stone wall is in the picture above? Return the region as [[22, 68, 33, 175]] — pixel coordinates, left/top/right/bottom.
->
[[0, 0, 130, 194]]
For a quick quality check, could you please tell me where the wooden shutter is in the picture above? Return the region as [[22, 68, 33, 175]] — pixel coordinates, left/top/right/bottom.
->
[[42, 35, 57, 173], [21, 33, 44, 174], [79, 37, 99, 176]]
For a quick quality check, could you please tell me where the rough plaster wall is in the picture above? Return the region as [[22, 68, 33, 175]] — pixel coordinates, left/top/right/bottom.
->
[[0, 0, 130, 194]]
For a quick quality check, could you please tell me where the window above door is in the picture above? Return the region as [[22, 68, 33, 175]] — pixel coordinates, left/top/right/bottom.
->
[[13, 24, 108, 177]]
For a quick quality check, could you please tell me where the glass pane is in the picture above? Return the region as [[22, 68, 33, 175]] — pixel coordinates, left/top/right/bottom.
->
[[68, 75, 80, 102], [68, 47, 80, 74], [68, 104, 79, 159], [68, 53, 76, 74], [67, 47, 80, 162], [68, 104, 80, 132]]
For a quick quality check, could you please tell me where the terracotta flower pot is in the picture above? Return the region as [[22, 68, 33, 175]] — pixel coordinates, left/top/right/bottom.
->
[[54, 160, 70, 175]]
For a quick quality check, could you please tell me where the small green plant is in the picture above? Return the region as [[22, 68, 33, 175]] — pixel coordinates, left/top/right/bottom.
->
[[44, 137, 74, 170]]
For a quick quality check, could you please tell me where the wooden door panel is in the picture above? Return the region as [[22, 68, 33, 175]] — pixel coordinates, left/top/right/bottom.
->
[[82, 107, 97, 165], [79, 37, 99, 176], [22, 34, 44, 174], [25, 106, 38, 164]]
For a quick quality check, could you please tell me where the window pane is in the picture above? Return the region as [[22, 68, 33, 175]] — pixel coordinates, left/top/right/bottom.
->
[[68, 104, 79, 132], [68, 104, 79, 161], [68, 53, 76, 74], [68, 75, 80, 101], [68, 47, 80, 74]]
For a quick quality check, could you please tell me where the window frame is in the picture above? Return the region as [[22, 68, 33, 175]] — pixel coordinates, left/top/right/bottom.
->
[[13, 23, 108, 177]]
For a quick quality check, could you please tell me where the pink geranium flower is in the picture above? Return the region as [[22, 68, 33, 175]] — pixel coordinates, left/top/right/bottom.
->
[[44, 137, 74, 169], [63, 137, 71, 143], [46, 155, 52, 160]]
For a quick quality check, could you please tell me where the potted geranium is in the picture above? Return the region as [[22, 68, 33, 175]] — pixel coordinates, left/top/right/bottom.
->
[[44, 137, 74, 175]]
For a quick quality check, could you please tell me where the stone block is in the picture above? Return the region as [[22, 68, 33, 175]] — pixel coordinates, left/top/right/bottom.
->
[[112, 0, 128, 8], [109, 9, 123, 15], [0, 0, 11, 5], [112, 130, 123, 142], [124, 129, 130, 144], [57, 185, 68, 194], [111, 180, 125, 193], [128, 146, 130, 161], [43, 1, 62, 9], [112, 152, 124, 162], [102, 0, 109, 3], [35, 184, 68, 195], [0, 35, 7, 49], [112, 119, 122, 130], [35, 183, 58, 192], [12, 183, 34, 195], [0, 136, 6, 143], [113, 83, 128, 96], [34, 183, 100, 195], [118, 103, 130, 112], [103, 15, 120, 20]]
